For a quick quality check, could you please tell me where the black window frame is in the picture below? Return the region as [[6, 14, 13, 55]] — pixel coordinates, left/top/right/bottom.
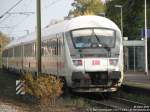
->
[[70, 27, 116, 49]]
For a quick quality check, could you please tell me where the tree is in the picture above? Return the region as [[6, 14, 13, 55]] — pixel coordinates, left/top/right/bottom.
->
[[68, 0, 105, 16], [106, 0, 150, 39], [0, 32, 9, 67], [0, 32, 9, 50], [106, 0, 150, 69]]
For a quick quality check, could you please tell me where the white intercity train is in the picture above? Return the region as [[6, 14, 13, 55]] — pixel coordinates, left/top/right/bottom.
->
[[2, 15, 123, 92]]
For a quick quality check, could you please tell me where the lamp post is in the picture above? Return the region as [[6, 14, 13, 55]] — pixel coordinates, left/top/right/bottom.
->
[[115, 5, 123, 36], [144, 0, 148, 75]]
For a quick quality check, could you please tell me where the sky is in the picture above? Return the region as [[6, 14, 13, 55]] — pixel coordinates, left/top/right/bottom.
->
[[0, 0, 74, 39], [0, 0, 106, 39]]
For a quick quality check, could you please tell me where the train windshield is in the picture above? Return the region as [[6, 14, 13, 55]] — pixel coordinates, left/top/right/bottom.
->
[[71, 28, 115, 49]]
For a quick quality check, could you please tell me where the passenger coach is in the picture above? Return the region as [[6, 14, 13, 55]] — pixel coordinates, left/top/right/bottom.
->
[[2, 15, 123, 92]]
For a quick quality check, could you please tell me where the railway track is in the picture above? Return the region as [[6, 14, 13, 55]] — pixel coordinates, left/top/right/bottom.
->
[[111, 97, 147, 107], [122, 84, 150, 96], [72, 92, 149, 112], [85, 97, 149, 112]]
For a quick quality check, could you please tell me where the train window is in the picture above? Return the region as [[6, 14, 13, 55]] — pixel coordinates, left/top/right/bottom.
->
[[2, 50, 8, 57], [8, 48, 13, 57], [51, 39, 57, 56], [41, 47, 44, 56], [14, 46, 22, 57], [58, 38, 63, 56], [46, 34, 63, 56], [58, 39, 61, 55], [24, 43, 33, 57], [33, 43, 36, 57], [2, 51, 4, 57], [94, 29, 115, 47], [7, 49, 10, 57], [42, 40, 49, 56], [6, 50, 8, 57], [71, 28, 115, 48], [47, 39, 52, 56], [72, 29, 94, 48]]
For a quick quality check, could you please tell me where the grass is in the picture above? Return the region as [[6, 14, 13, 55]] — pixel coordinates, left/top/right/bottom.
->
[[0, 70, 90, 112], [21, 95, 90, 112], [59, 96, 89, 108], [22, 73, 91, 112], [0, 69, 18, 98]]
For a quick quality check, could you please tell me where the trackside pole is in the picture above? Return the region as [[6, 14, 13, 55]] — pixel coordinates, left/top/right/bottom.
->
[[144, 0, 148, 75], [36, 0, 41, 76]]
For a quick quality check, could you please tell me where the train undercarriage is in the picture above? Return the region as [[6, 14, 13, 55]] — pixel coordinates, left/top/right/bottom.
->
[[72, 71, 121, 92]]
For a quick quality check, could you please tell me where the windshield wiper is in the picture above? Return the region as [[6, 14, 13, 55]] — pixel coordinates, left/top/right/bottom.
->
[[93, 30, 103, 47], [93, 30, 111, 57]]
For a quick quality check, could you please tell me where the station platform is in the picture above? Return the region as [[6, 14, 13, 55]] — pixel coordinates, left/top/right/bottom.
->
[[123, 71, 150, 90]]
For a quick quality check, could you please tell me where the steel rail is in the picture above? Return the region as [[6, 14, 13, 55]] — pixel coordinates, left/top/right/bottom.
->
[[111, 97, 147, 106]]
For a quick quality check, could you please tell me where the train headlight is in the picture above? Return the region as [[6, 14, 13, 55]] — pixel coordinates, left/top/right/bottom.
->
[[109, 59, 118, 66], [72, 59, 82, 66]]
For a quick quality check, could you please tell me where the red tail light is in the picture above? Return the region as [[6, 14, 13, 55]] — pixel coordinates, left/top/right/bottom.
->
[[73, 60, 82, 66], [109, 59, 118, 65]]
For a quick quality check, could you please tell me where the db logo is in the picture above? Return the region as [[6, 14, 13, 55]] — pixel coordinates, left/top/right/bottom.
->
[[92, 60, 100, 65]]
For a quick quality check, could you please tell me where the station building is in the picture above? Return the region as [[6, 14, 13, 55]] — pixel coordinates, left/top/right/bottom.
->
[[123, 37, 145, 72]]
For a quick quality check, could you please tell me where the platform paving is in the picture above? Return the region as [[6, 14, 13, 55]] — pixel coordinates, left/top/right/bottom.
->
[[123, 71, 150, 89]]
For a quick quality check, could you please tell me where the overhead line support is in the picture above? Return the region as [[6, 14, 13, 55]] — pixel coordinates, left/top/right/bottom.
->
[[36, 0, 41, 76]]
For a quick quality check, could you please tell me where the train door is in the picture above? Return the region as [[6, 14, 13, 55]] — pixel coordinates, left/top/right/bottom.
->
[[56, 34, 60, 76], [56, 36, 59, 76], [56, 33, 65, 76]]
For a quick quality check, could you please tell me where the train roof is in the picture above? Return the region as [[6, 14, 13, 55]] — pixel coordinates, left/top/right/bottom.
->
[[4, 15, 120, 49]]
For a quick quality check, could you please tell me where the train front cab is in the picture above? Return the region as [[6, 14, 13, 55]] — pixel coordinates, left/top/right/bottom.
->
[[65, 28, 123, 92]]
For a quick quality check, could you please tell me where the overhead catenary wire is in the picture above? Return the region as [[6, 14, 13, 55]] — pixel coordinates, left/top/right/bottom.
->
[[0, 26, 11, 28], [7, 12, 35, 16], [12, 0, 65, 33], [1, 0, 64, 24], [0, 0, 34, 36], [1, 0, 67, 38], [0, 0, 24, 19], [0, 15, 11, 24], [44, 0, 63, 9], [9, 16, 30, 37]]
